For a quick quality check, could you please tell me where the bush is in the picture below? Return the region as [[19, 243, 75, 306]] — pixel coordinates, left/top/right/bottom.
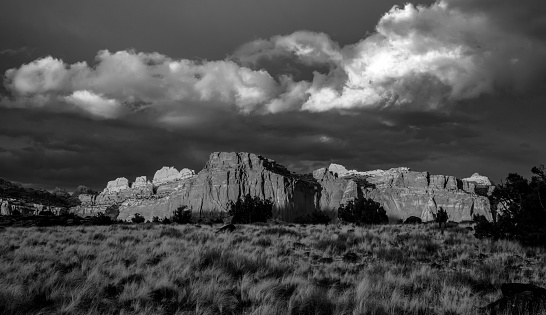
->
[[337, 198, 388, 225], [476, 166, 546, 246], [152, 216, 160, 223], [90, 212, 113, 225], [436, 207, 448, 225], [131, 213, 145, 224], [228, 194, 273, 224], [161, 217, 171, 224], [171, 206, 192, 224], [294, 211, 331, 224]]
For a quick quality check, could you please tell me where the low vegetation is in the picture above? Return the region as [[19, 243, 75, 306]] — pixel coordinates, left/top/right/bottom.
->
[[1, 223, 545, 314], [228, 194, 273, 224], [338, 198, 388, 225], [476, 165, 546, 246]]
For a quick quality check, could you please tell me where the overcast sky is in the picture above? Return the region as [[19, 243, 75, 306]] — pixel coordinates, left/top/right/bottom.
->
[[1, 0, 545, 190]]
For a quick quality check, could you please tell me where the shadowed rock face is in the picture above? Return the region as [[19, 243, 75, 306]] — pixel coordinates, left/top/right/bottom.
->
[[0, 178, 80, 215], [71, 152, 493, 223]]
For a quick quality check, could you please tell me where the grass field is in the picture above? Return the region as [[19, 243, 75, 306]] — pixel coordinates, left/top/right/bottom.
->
[[0, 223, 545, 314]]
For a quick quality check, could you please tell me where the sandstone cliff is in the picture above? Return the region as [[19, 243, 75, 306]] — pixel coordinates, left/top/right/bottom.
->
[[313, 164, 492, 222], [0, 178, 74, 215], [70, 152, 493, 223], [115, 152, 318, 221]]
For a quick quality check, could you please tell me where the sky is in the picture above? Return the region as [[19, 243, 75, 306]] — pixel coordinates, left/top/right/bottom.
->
[[1, 0, 546, 190]]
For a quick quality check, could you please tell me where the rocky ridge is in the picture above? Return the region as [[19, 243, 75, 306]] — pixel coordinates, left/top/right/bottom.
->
[[72, 152, 493, 223], [313, 164, 492, 222], [0, 178, 87, 215], [110, 152, 317, 221]]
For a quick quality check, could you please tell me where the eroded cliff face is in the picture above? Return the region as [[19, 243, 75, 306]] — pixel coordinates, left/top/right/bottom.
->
[[71, 152, 493, 223], [116, 152, 318, 221], [0, 178, 82, 215], [313, 164, 493, 222], [73, 152, 318, 222]]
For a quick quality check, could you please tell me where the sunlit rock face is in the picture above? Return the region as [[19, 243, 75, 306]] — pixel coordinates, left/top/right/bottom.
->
[[105, 178, 130, 193], [132, 176, 148, 188], [70, 152, 493, 223], [463, 173, 493, 186], [116, 152, 318, 221], [152, 167, 196, 186], [71, 164, 199, 218], [313, 165, 493, 223]]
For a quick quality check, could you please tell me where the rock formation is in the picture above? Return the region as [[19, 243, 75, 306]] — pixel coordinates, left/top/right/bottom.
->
[[69, 152, 493, 223], [463, 173, 492, 186], [152, 167, 195, 185], [105, 178, 130, 193], [132, 176, 149, 188], [115, 152, 318, 221], [0, 178, 72, 215], [312, 164, 492, 222]]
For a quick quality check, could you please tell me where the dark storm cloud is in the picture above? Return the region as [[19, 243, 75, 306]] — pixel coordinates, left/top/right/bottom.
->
[[446, 0, 546, 39], [1, 0, 546, 190], [1, 94, 544, 190], [0, 47, 34, 57]]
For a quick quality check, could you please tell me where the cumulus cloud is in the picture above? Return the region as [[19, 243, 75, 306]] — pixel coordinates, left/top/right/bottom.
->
[[64, 90, 122, 119], [233, 30, 343, 66], [2, 0, 546, 119], [294, 1, 546, 111], [2, 50, 280, 118]]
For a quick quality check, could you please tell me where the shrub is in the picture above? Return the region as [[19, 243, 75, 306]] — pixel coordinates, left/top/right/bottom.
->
[[152, 216, 160, 223], [294, 211, 331, 224], [337, 198, 388, 225], [436, 207, 448, 225], [228, 194, 273, 224], [476, 166, 546, 246], [131, 213, 145, 224], [171, 206, 192, 224], [90, 212, 113, 225], [161, 217, 171, 224]]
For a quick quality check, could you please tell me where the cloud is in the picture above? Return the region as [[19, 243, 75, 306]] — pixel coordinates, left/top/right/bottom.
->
[[2, 0, 546, 119], [0, 46, 34, 57], [64, 90, 122, 119], [235, 0, 546, 111], [2, 50, 280, 117], [232, 30, 343, 66]]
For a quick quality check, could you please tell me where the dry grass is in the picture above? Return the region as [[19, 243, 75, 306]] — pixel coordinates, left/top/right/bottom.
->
[[0, 223, 545, 314]]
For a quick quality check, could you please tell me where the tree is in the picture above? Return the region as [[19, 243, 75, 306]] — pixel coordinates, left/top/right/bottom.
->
[[172, 206, 192, 224], [337, 198, 388, 225], [436, 207, 448, 234], [228, 194, 273, 224], [131, 213, 145, 224], [477, 166, 546, 246], [91, 212, 114, 225]]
